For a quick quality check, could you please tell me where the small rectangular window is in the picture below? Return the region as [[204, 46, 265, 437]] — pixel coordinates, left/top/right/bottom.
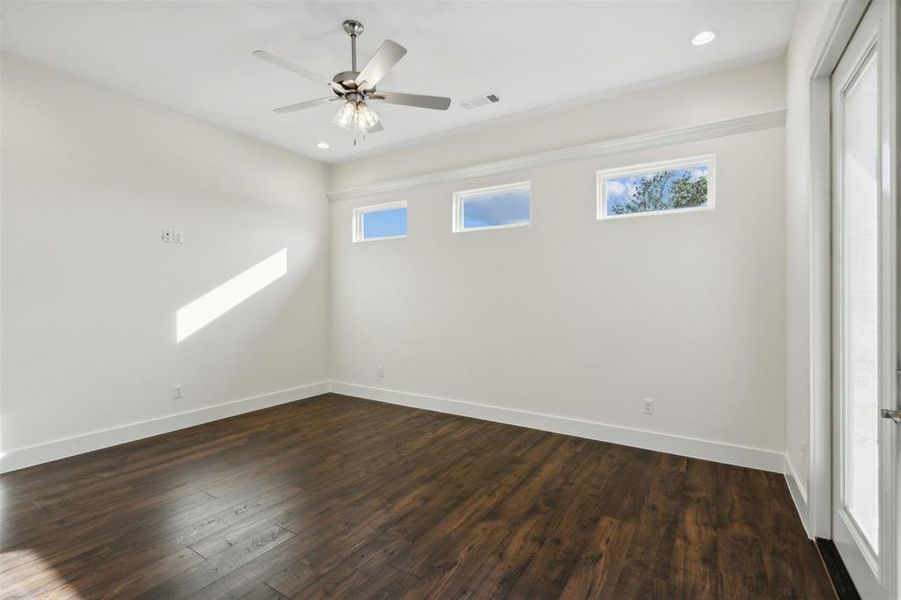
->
[[597, 156, 715, 219], [353, 201, 407, 242], [453, 181, 531, 232]]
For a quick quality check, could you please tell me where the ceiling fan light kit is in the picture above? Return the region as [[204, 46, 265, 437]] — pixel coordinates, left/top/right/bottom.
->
[[332, 96, 379, 133], [253, 19, 451, 144]]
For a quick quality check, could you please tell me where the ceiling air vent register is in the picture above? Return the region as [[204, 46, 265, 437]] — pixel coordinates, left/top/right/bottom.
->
[[459, 94, 500, 110]]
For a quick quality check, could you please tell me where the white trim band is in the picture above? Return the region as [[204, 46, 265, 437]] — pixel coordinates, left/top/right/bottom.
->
[[329, 381, 785, 473], [3, 380, 789, 477], [0, 382, 330, 473], [784, 453, 812, 537], [326, 109, 787, 202]]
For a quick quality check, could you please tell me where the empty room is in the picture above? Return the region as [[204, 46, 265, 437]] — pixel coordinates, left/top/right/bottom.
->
[[1, 0, 899, 598]]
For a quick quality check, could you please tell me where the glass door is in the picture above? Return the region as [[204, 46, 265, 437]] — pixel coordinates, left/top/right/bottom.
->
[[831, 1, 898, 598]]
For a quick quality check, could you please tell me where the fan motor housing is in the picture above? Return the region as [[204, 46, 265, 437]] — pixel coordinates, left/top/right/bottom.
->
[[333, 71, 360, 88]]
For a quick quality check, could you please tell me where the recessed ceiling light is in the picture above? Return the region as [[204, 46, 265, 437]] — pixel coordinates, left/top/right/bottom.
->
[[692, 30, 716, 46], [316, 142, 330, 150]]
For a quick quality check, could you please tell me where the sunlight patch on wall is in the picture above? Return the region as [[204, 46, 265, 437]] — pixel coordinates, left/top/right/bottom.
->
[[176, 249, 287, 342]]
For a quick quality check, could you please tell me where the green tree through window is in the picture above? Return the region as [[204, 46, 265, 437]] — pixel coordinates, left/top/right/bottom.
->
[[610, 169, 708, 215]]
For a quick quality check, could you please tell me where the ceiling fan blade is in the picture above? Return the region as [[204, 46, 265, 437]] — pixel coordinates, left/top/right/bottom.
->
[[356, 40, 407, 90], [370, 91, 451, 111], [253, 50, 343, 92], [273, 97, 340, 113]]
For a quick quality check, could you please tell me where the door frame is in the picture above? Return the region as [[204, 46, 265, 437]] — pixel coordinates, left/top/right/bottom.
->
[[807, 0, 900, 596]]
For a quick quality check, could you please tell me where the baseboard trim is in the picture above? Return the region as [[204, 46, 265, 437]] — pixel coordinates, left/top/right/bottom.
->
[[3, 381, 789, 475], [330, 382, 784, 473], [0, 381, 330, 474], [784, 454, 812, 537]]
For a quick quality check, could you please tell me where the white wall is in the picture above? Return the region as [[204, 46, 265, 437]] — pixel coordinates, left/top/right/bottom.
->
[[329, 59, 788, 468], [1, 53, 794, 475], [0, 54, 331, 470]]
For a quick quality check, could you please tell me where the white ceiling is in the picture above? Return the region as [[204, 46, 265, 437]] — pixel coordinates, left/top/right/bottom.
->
[[0, 1, 798, 162]]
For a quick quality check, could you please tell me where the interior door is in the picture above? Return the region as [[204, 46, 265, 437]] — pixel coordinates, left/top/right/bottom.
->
[[831, 1, 899, 598]]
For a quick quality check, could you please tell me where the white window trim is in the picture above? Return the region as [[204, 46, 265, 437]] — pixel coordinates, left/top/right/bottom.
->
[[353, 200, 408, 243], [452, 181, 532, 233], [596, 154, 716, 220]]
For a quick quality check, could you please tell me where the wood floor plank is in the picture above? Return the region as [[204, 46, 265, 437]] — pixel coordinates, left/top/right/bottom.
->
[[237, 583, 292, 600], [558, 515, 636, 599], [716, 530, 771, 599], [1, 393, 834, 599], [134, 524, 295, 599]]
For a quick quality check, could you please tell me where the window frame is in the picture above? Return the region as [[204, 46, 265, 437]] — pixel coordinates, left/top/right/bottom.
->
[[596, 155, 716, 220], [452, 181, 532, 233], [352, 200, 408, 243]]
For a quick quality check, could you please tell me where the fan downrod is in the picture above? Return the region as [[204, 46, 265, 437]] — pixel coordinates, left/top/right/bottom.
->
[[341, 19, 365, 75]]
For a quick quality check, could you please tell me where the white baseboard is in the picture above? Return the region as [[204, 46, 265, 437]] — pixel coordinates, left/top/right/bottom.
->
[[0, 381, 330, 474], [330, 382, 785, 473], [783, 453, 811, 537], [3, 381, 789, 477]]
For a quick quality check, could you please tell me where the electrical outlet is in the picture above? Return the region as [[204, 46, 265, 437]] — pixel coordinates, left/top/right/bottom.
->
[[642, 399, 655, 415], [161, 229, 183, 243], [172, 384, 183, 399], [800, 440, 807, 458], [377, 366, 384, 378]]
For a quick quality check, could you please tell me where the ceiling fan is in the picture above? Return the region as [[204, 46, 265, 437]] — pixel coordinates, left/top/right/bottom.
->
[[253, 20, 451, 140]]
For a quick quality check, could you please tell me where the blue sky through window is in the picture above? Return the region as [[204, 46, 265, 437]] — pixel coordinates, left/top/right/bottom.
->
[[462, 186, 530, 229], [362, 207, 407, 239], [605, 165, 708, 216]]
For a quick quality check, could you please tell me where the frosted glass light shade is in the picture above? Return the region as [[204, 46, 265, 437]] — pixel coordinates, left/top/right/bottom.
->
[[333, 100, 380, 132], [333, 101, 356, 129]]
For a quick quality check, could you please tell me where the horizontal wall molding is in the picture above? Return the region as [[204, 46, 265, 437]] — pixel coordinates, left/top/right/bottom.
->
[[330, 381, 785, 473], [784, 454, 812, 538], [0, 381, 330, 474], [326, 109, 787, 202]]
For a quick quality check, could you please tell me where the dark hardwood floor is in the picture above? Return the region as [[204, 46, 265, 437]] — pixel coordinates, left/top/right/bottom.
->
[[2, 393, 834, 599]]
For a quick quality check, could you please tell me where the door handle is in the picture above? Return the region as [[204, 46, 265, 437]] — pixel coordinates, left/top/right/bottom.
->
[[885, 369, 901, 423]]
